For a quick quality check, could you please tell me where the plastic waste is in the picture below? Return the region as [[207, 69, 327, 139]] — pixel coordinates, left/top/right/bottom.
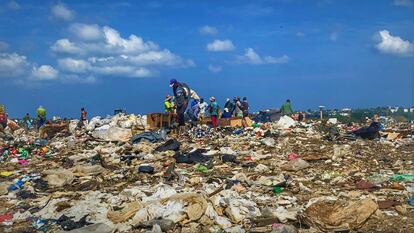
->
[[195, 164, 209, 173], [154, 139, 180, 152], [8, 179, 25, 191], [276, 116, 296, 129], [390, 174, 414, 182], [0, 171, 13, 177], [271, 224, 297, 233], [272, 186, 283, 194], [282, 158, 310, 171], [92, 126, 132, 142], [321, 171, 341, 180], [61, 223, 113, 233], [287, 153, 298, 161], [138, 165, 155, 174], [261, 138, 275, 147]]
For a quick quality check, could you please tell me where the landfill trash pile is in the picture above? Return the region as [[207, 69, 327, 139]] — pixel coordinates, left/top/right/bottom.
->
[[0, 114, 413, 232]]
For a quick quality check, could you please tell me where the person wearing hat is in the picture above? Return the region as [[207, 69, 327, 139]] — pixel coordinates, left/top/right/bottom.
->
[[208, 96, 219, 128], [222, 108, 232, 119], [164, 95, 175, 113], [169, 79, 191, 126]]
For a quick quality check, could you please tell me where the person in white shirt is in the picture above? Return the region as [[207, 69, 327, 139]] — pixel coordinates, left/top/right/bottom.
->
[[197, 98, 208, 119]]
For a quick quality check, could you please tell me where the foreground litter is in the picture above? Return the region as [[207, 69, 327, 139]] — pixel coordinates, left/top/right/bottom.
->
[[0, 114, 413, 232]]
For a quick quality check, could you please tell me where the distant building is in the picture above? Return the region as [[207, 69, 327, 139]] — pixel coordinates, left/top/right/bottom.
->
[[410, 107, 414, 113], [404, 108, 409, 113]]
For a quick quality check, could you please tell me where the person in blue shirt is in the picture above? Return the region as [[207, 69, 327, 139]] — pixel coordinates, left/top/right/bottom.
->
[[170, 79, 190, 127], [222, 108, 232, 118]]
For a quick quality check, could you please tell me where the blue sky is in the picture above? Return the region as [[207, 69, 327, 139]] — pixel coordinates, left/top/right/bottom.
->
[[0, 0, 413, 118]]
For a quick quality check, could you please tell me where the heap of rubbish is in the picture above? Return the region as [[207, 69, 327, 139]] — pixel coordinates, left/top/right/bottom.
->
[[0, 113, 413, 233]]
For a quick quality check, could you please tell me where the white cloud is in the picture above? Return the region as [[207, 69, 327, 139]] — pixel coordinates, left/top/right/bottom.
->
[[8, 0, 20, 10], [206, 39, 235, 52], [238, 48, 290, 65], [199, 25, 218, 35], [0, 41, 9, 51], [51, 39, 83, 54], [51, 2, 74, 21], [375, 30, 414, 56], [208, 64, 222, 73], [103, 26, 158, 54], [296, 32, 305, 37], [58, 58, 91, 73], [126, 50, 193, 66], [330, 32, 338, 41], [49, 24, 193, 80], [91, 66, 153, 78], [0, 52, 29, 78], [393, 0, 414, 7], [264, 55, 290, 64], [243, 48, 262, 64], [69, 23, 103, 41], [32, 65, 59, 80]]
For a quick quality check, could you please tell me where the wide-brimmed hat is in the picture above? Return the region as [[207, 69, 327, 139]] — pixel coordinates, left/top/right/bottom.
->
[[165, 95, 172, 100]]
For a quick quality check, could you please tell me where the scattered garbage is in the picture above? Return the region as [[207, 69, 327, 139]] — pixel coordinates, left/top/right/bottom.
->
[[301, 197, 378, 231], [0, 113, 412, 232]]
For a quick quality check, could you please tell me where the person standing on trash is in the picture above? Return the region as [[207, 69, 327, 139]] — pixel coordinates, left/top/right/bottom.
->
[[187, 99, 200, 125], [197, 98, 208, 120], [208, 97, 220, 128], [77, 107, 87, 128], [36, 105, 47, 129], [164, 95, 175, 113], [170, 79, 191, 128], [233, 97, 243, 118], [224, 98, 235, 116], [280, 99, 294, 116], [241, 97, 249, 118], [0, 104, 8, 130], [23, 113, 32, 129]]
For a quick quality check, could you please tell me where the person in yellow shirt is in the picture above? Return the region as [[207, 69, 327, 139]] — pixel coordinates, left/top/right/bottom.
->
[[164, 95, 175, 113]]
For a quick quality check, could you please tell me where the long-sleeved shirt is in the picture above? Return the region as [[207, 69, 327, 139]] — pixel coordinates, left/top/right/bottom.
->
[[280, 102, 293, 115], [198, 102, 208, 116]]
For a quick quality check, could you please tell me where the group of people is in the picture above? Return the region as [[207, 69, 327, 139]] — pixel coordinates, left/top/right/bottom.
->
[[165, 79, 250, 129], [0, 105, 48, 131], [2, 79, 295, 132], [0, 104, 88, 132]]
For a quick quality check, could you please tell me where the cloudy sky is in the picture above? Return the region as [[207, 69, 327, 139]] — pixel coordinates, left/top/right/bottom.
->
[[0, 0, 413, 117]]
